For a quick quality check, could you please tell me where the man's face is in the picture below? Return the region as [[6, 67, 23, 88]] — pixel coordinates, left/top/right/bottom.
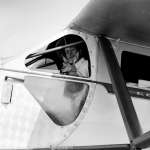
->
[[65, 47, 77, 59]]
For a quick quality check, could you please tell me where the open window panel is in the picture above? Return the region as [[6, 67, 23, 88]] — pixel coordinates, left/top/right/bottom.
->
[[121, 51, 150, 99], [25, 34, 91, 78]]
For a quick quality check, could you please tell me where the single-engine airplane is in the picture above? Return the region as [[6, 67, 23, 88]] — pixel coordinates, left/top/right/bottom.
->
[[1, 0, 150, 149]]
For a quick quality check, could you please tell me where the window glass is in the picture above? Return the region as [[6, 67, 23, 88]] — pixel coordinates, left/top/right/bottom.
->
[[25, 35, 91, 77], [24, 76, 89, 126], [121, 51, 150, 85]]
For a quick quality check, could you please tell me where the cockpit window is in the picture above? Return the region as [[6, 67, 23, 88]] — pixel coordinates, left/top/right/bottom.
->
[[25, 35, 91, 77], [25, 76, 89, 126], [25, 35, 91, 126]]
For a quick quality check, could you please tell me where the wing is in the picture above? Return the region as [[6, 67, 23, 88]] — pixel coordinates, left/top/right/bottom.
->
[[69, 0, 150, 47]]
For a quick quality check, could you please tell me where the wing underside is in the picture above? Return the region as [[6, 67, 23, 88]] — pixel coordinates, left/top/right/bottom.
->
[[69, 0, 150, 47]]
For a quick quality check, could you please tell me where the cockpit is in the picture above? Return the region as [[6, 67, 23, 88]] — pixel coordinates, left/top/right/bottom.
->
[[25, 34, 91, 78], [24, 34, 91, 126]]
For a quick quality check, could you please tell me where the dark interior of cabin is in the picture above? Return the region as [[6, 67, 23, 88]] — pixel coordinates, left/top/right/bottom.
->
[[121, 51, 150, 83]]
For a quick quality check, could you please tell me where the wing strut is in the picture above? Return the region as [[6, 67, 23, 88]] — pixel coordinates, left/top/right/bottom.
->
[[99, 36, 142, 143], [133, 130, 150, 149]]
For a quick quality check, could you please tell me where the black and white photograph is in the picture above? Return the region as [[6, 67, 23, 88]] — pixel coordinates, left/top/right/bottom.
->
[[1, 0, 150, 149]]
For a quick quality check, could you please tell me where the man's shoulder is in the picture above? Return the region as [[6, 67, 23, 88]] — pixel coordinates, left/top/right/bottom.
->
[[77, 58, 88, 64], [76, 58, 88, 70]]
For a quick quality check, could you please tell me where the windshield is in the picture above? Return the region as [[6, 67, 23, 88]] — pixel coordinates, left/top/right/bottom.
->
[[25, 34, 91, 77]]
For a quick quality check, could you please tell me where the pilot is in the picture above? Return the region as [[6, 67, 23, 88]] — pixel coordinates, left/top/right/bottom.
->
[[61, 46, 89, 77]]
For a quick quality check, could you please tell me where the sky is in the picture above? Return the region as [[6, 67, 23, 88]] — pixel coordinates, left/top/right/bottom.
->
[[0, 0, 89, 58]]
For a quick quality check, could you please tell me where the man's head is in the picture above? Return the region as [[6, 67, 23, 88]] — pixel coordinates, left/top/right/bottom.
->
[[65, 46, 79, 59]]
